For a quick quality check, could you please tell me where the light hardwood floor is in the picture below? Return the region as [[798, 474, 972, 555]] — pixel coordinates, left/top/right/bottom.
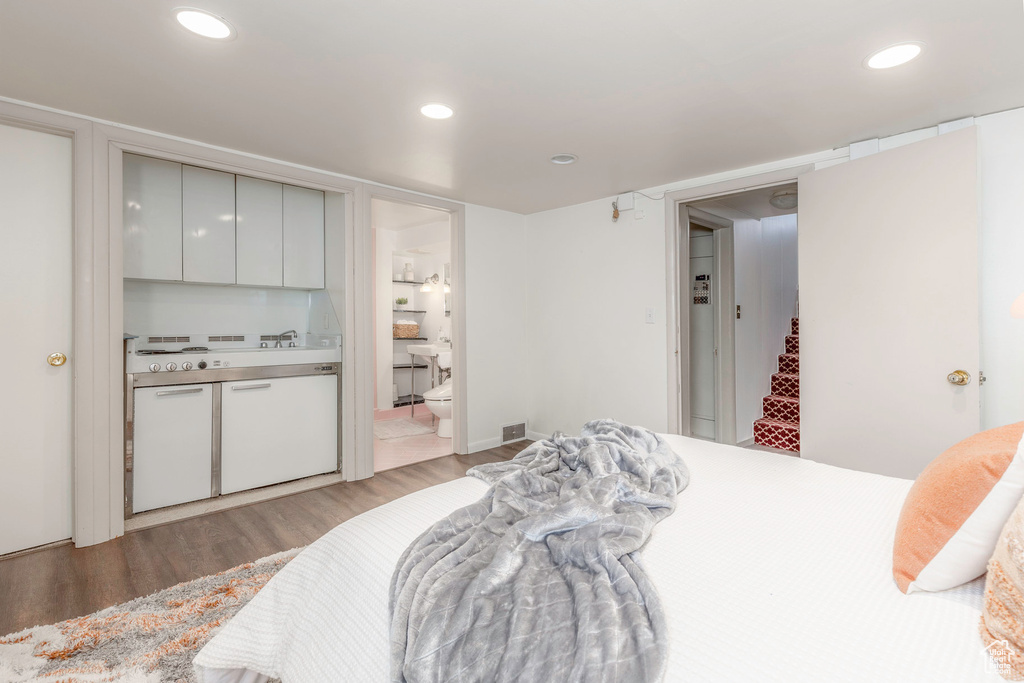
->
[[0, 443, 524, 636]]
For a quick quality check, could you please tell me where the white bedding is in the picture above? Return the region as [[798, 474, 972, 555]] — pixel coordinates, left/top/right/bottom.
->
[[195, 435, 1001, 682]]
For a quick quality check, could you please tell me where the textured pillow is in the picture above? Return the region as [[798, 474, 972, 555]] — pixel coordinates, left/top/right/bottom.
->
[[893, 422, 1024, 594], [980, 494, 1024, 679]]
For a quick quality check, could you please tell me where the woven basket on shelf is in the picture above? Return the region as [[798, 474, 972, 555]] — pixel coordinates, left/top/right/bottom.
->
[[393, 323, 420, 339]]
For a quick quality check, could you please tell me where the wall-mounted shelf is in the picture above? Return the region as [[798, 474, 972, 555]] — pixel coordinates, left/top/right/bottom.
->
[[394, 337, 427, 341], [393, 363, 428, 369], [393, 309, 426, 313], [392, 280, 423, 285], [394, 394, 425, 407]]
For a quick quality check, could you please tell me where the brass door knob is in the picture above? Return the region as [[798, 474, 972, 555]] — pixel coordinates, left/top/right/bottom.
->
[[947, 370, 970, 386], [47, 352, 67, 367]]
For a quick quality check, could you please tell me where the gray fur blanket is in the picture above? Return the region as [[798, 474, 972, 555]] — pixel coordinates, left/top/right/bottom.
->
[[389, 420, 689, 683]]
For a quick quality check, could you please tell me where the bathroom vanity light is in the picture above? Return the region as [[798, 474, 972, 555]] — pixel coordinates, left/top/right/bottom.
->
[[420, 273, 441, 292]]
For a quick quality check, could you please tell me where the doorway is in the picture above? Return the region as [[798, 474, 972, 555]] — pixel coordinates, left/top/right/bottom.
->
[[371, 197, 456, 471], [666, 183, 800, 449]]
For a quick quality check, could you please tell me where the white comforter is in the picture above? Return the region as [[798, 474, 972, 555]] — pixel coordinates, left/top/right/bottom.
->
[[195, 435, 1001, 682]]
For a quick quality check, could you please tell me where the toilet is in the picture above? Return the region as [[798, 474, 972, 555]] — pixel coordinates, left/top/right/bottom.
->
[[423, 378, 453, 438]]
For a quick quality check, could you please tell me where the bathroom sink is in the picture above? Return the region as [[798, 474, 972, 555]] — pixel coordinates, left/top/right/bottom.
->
[[406, 343, 450, 357]]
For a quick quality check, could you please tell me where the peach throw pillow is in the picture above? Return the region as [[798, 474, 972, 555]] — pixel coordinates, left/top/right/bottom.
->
[[893, 423, 1024, 594]]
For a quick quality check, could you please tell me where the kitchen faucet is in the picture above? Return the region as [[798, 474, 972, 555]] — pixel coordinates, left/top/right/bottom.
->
[[276, 330, 298, 348]]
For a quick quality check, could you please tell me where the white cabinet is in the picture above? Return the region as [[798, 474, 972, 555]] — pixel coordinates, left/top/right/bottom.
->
[[220, 375, 337, 494], [123, 154, 183, 281], [236, 175, 284, 287], [283, 185, 325, 289], [183, 165, 236, 284], [133, 384, 213, 513]]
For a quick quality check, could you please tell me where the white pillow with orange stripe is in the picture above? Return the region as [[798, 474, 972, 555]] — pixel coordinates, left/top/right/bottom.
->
[[892, 422, 1024, 594]]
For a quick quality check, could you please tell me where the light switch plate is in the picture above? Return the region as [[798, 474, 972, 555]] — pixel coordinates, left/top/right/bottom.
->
[[645, 307, 655, 324]]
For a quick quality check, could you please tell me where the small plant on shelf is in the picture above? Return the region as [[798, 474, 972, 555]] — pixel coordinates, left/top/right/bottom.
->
[[395, 297, 408, 311]]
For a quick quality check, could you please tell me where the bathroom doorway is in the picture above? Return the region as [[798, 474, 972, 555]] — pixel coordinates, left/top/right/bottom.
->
[[371, 197, 456, 472]]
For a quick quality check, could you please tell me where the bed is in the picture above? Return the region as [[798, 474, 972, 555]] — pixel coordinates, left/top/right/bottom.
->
[[194, 434, 1001, 682]]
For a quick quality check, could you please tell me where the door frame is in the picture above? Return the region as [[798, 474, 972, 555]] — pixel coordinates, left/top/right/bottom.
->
[[682, 208, 736, 444], [664, 165, 814, 439], [0, 100, 105, 547], [360, 185, 469, 459]]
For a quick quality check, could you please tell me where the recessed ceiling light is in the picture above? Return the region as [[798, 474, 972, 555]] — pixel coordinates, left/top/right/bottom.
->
[[175, 8, 235, 40], [865, 42, 923, 69], [550, 154, 578, 165], [420, 103, 454, 119]]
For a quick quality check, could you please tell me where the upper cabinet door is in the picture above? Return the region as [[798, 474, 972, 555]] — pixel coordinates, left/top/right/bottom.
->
[[183, 165, 236, 284], [283, 185, 325, 289], [236, 176, 283, 287], [123, 154, 182, 281]]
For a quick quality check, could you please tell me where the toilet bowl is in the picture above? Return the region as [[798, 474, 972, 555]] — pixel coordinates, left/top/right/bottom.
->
[[423, 378, 453, 438]]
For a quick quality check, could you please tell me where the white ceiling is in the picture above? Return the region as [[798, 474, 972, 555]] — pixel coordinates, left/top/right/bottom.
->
[[695, 183, 799, 220], [1, 1, 1021, 214]]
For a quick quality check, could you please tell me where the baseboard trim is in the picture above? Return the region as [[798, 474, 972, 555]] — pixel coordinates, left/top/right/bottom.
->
[[526, 430, 549, 442], [468, 437, 501, 453], [736, 437, 755, 448]]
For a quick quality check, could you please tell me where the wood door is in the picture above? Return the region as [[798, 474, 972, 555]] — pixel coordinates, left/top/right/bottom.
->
[[798, 128, 979, 479], [0, 123, 74, 554]]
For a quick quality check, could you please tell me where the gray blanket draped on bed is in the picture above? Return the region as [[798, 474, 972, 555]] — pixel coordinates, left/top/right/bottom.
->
[[389, 420, 689, 683]]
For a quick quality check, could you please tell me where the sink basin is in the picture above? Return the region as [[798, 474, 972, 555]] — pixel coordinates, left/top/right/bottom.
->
[[406, 343, 450, 357]]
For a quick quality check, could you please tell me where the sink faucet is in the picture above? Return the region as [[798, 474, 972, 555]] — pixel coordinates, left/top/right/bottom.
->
[[276, 330, 298, 348]]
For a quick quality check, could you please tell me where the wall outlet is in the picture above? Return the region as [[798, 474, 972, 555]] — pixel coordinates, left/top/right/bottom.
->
[[645, 307, 655, 324], [635, 208, 646, 220]]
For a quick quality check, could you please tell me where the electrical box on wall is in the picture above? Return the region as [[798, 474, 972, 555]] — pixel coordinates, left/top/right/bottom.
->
[[616, 193, 635, 212]]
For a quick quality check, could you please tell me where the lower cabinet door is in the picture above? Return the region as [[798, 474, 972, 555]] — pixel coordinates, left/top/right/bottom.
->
[[220, 375, 338, 495], [133, 384, 213, 513]]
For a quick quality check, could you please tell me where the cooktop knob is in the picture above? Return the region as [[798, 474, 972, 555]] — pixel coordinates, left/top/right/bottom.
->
[[182, 361, 193, 371], [166, 362, 177, 371], [198, 360, 207, 369], [149, 363, 160, 373]]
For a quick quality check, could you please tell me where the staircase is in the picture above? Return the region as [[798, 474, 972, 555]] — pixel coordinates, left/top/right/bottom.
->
[[753, 317, 800, 453]]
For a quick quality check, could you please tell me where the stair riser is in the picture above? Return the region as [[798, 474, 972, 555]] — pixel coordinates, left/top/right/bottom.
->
[[792, 318, 799, 335], [778, 354, 799, 375], [754, 420, 800, 453], [785, 335, 799, 355], [763, 396, 800, 423], [771, 374, 800, 398]]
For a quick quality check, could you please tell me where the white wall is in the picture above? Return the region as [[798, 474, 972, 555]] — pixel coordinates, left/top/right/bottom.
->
[[759, 214, 799, 390], [123, 281, 310, 335], [976, 108, 1024, 430], [464, 204, 530, 451], [524, 195, 669, 438]]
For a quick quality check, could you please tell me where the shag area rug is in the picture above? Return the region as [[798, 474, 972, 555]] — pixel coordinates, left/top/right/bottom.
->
[[0, 547, 302, 682], [373, 417, 434, 440]]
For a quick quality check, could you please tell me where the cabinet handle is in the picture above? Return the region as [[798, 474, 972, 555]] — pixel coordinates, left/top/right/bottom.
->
[[232, 383, 272, 391], [156, 387, 203, 397]]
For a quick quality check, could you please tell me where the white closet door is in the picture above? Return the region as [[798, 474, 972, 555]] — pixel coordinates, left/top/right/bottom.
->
[[236, 175, 284, 287], [123, 153, 183, 281], [0, 123, 73, 554], [283, 185, 325, 288], [799, 128, 979, 479], [183, 165, 236, 284]]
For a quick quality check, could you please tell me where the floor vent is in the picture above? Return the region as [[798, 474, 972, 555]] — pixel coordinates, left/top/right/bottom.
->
[[501, 422, 527, 444], [147, 336, 190, 344], [209, 335, 245, 342]]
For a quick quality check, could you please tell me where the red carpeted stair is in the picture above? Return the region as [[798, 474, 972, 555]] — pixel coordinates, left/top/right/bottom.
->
[[753, 317, 800, 452]]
